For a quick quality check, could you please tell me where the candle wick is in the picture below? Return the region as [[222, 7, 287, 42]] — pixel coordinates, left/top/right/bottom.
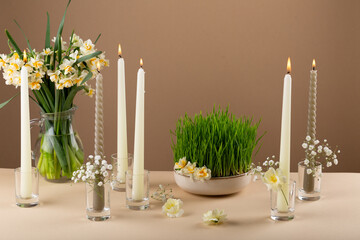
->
[[312, 67, 315, 70], [119, 55, 122, 58], [287, 71, 290, 74], [97, 70, 100, 74]]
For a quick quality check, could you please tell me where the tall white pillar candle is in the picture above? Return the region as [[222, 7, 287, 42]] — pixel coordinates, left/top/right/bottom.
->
[[94, 62, 104, 157], [277, 57, 292, 212], [117, 44, 128, 182], [132, 58, 145, 200], [20, 51, 32, 198]]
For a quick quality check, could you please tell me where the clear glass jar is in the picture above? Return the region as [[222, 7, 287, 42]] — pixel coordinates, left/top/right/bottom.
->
[[32, 106, 84, 182], [14, 167, 39, 207], [298, 161, 322, 201], [111, 153, 133, 191], [126, 170, 150, 210], [270, 180, 296, 221], [86, 181, 110, 221]]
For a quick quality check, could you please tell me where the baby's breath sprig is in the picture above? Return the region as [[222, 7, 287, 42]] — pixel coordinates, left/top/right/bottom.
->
[[151, 184, 174, 202], [302, 136, 340, 175], [72, 155, 112, 187]]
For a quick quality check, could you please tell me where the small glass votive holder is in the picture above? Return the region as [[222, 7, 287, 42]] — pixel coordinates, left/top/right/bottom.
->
[[86, 181, 111, 221], [298, 161, 322, 201], [14, 167, 39, 208], [111, 153, 133, 191], [270, 180, 296, 221], [126, 170, 149, 210]]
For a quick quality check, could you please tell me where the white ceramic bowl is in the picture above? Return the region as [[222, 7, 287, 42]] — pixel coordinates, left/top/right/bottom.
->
[[174, 171, 251, 196]]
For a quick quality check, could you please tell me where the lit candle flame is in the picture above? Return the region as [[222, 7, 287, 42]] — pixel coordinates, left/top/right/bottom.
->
[[118, 44, 122, 57], [140, 58, 143, 67], [23, 50, 27, 63], [287, 57, 291, 74], [312, 59, 316, 70], [96, 61, 101, 72]]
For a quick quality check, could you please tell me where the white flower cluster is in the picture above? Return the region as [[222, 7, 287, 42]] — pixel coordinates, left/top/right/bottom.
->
[[151, 184, 174, 202], [302, 136, 340, 175], [174, 157, 211, 182], [71, 155, 112, 186], [0, 33, 109, 96], [250, 155, 279, 181]]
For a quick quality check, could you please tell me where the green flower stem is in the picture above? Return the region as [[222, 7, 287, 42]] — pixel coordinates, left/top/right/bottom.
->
[[280, 188, 289, 206]]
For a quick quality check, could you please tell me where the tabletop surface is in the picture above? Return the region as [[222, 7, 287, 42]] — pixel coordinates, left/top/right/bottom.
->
[[1, 169, 359, 240]]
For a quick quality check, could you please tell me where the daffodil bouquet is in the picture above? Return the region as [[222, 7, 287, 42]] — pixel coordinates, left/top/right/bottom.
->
[[0, 0, 109, 180]]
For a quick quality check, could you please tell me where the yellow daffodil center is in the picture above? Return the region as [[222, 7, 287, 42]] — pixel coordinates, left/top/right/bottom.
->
[[269, 175, 278, 183], [64, 65, 73, 72], [33, 61, 43, 68], [84, 43, 92, 51], [13, 53, 19, 60], [198, 169, 208, 177], [11, 63, 19, 70]]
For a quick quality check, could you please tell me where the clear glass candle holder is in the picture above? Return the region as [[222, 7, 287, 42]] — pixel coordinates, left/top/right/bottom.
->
[[298, 161, 322, 201], [126, 170, 149, 210], [15, 167, 39, 208], [270, 180, 296, 221], [86, 181, 110, 221], [111, 153, 133, 192]]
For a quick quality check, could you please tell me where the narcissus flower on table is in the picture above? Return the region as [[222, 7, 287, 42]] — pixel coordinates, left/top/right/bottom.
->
[[202, 209, 227, 225], [162, 198, 184, 218]]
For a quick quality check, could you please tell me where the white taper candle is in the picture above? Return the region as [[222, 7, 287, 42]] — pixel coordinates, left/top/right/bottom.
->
[[20, 51, 32, 198], [132, 58, 145, 200], [117, 44, 128, 182], [277, 57, 292, 212]]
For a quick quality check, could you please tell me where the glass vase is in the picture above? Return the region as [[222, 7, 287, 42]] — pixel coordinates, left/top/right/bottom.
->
[[298, 161, 322, 201], [86, 181, 110, 221], [270, 180, 296, 221], [32, 106, 84, 182]]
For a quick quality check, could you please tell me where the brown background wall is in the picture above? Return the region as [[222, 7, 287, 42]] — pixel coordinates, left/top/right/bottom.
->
[[0, 0, 359, 172]]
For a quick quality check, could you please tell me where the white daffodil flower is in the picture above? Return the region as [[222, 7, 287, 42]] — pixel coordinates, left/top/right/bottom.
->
[[193, 166, 211, 182], [162, 198, 184, 218], [47, 70, 61, 83], [181, 162, 197, 177], [80, 39, 95, 54], [203, 209, 227, 225], [71, 34, 83, 47], [262, 167, 286, 191], [41, 48, 53, 56], [174, 157, 188, 170], [59, 59, 75, 75]]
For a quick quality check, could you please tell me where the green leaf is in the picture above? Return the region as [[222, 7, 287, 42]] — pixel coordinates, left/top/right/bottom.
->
[[74, 51, 102, 65], [13, 19, 33, 53], [0, 93, 19, 109], [45, 12, 51, 49], [80, 71, 93, 85], [53, 0, 72, 68], [5, 30, 22, 57], [94, 33, 101, 44], [62, 86, 84, 111], [54, 0, 71, 51]]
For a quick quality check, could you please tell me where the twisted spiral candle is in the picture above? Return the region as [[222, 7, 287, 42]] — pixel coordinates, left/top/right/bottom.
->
[[307, 69, 317, 142], [95, 71, 104, 157], [303, 60, 317, 192]]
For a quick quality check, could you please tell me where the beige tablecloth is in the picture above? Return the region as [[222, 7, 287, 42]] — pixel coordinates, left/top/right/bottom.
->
[[0, 169, 359, 240]]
